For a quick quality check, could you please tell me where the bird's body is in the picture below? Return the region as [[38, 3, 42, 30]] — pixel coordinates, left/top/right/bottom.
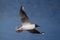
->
[[16, 6, 44, 34], [19, 23, 35, 30]]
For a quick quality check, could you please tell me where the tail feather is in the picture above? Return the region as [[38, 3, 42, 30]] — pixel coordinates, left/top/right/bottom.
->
[[35, 24, 40, 27]]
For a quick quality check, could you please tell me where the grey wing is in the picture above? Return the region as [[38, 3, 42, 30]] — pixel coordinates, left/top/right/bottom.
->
[[20, 6, 30, 23], [27, 29, 42, 34]]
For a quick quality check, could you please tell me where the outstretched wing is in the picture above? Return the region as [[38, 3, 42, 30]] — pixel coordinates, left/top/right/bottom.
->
[[27, 29, 42, 34], [20, 6, 30, 23]]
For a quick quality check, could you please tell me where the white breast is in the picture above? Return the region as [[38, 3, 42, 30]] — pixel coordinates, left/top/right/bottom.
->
[[22, 24, 35, 30]]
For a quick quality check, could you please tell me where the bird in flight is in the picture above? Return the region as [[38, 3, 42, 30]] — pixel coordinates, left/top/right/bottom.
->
[[16, 6, 44, 34]]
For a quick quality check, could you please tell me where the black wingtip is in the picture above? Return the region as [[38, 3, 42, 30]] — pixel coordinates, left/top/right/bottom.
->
[[20, 6, 24, 10]]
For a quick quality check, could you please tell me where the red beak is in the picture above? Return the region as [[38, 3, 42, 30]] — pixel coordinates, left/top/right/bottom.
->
[[16, 29, 23, 32]]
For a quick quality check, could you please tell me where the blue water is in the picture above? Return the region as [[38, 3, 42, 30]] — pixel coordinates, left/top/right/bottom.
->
[[0, 0, 60, 40]]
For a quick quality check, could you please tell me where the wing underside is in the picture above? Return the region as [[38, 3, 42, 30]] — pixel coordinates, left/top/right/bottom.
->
[[27, 29, 42, 34]]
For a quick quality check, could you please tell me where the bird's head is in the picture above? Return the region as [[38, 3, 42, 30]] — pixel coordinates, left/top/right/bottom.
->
[[16, 27, 23, 32]]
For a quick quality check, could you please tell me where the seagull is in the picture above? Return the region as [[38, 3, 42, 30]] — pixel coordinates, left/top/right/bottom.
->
[[16, 6, 44, 34]]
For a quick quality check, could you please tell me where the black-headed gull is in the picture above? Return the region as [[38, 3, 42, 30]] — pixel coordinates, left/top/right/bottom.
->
[[16, 6, 44, 34]]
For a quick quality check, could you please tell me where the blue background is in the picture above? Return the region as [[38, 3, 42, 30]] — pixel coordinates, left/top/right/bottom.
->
[[0, 0, 60, 40]]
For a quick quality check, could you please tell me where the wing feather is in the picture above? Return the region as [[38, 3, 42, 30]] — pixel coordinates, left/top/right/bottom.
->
[[20, 6, 30, 23], [27, 29, 41, 34]]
